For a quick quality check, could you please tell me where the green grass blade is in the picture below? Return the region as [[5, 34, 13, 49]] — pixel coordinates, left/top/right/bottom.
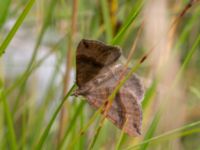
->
[[68, 110, 101, 148], [88, 120, 102, 150], [36, 84, 76, 150], [125, 120, 200, 150], [58, 101, 85, 149], [27, 53, 64, 146], [78, 105, 86, 150], [0, 0, 12, 29], [190, 87, 200, 100], [142, 80, 157, 110], [111, 0, 144, 45], [84, 2, 145, 145], [179, 34, 200, 72], [5, 33, 67, 96], [20, 106, 28, 150], [109, 62, 142, 101], [0, 0, 36, 56], [88, 61, 143, 149], [25, 0, 57, 69], [175, 33, 200, 83], [139, 112, 160, 150], [11, 0, 58, 113], [5, 0, 57, 102], [101, 0, 113, 43], [115, 131, 125, 150], [0, 88, 17, 150], [74, 55, 143, 149], [175, 6, 200, 50]]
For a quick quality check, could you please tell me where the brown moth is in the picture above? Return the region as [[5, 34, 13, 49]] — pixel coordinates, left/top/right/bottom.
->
[[74, 39, 144, 136]]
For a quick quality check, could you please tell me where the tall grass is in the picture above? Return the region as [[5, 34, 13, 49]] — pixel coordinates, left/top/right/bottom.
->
[[0, 0, 35, 56], [0, 0, 200, 150]]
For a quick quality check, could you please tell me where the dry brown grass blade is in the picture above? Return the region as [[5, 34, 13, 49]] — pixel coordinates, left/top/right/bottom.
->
[[141, 0, 197, 65], [108, 0, 118, 35], [88, 18, 144, 150], [89, 0, 197, 148], [57, 0, 78, 143], [101, 24, 144, 115], [175, 0, 196, 23]]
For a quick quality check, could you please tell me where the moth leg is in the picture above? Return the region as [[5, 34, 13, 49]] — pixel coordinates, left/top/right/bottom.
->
[[73, 86, 91, 96]]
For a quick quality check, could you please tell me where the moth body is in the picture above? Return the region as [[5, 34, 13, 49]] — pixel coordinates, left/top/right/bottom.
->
[[75, 39, 144, 136]]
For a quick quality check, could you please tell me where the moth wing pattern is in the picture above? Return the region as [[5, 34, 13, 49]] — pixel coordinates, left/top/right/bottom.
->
[[115, 87, 142, 136], [76, 39, 121, 87], [124, 72, 144, 102], [75, 39, 144, 136], [96, 65, 144, 102], [84, 85, 142, 136]]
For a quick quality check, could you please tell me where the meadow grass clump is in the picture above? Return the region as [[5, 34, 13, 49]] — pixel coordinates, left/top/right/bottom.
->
[[0, 0, 200, 150]]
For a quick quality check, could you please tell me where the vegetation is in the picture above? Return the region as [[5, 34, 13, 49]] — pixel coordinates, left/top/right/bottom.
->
[[0, 0, 200, 149]]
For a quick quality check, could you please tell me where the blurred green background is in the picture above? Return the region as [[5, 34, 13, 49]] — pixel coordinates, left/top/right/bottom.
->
[[0, 0, 200, 150]]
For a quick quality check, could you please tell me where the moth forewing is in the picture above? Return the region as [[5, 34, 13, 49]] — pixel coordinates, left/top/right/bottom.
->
[[75, 39, 144, 136]]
